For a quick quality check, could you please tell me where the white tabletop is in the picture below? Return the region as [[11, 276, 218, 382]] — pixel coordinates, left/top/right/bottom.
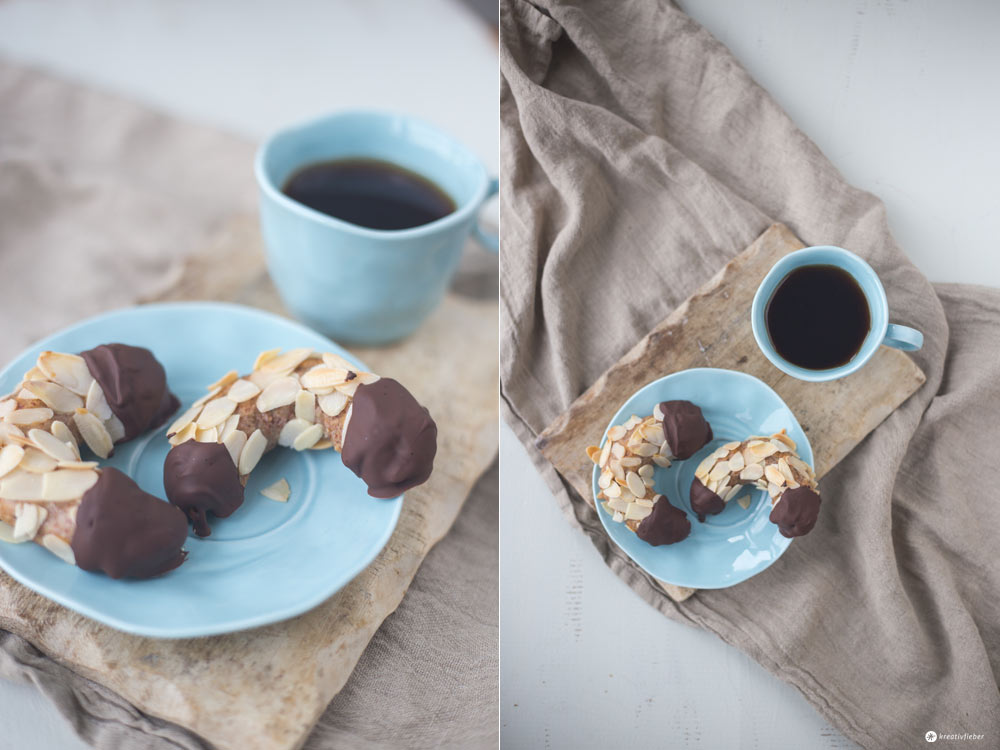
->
[[0, 1, 496, 747], [501, 1, 1000, 749]]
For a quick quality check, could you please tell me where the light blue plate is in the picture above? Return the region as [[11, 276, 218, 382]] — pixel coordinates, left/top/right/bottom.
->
[[0, 302, 402, 638], [592, 368, 813, 589]]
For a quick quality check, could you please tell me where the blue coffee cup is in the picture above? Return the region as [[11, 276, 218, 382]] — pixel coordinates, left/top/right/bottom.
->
[[255, 110, 497, 345], [751, 246, 923, 382]]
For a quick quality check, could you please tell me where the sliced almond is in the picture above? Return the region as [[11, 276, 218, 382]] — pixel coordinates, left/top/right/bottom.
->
[[24, 381, 83, 413], [318, 392, 349, 418], [620, 456, 642, 469], [253, 348, 282, 370], [5, 408, 54, 426], [0, 469, 43, 500], [0, 400, 15, 419], [260, 347, 312, 375], [165, 403, 202, 437], [222, 428, 247, 466], [37, 352, 93, 395], [750, 442, 779, 460], [723, 485, 742, 501], [341, 405, 353, 440], [197, 397, 237, 429], [0, 445, 25, 479], [206, 370, 239, 393], [195, 426, 219, 443], [625, 471, 646, 499], [652, 455, 672, 468], [278, 418, 312, 448], [740, 463, 765, 481], [767, 482, 782, 499], [57, 460, 99, 470], [624, 502, 652, 521], [652, 403, 664, 421], [637, 463, 654, 478], [772, 431, 797, 450], [42, 468, 99, 500], [607, 497, 629, 513], [611, 443, 626, 459], [256, 377, 300, 412], [0, 520, 27, 544], [604, 483, 622, 498], [248, 369, 283, 391], [227, 379, 260, 403], [28, 428, 77, 462], [0, 423, 26, 444], [356, 372, 380, 385], [598, 441, 612, 468], [19, 448, 58, 474], [292, 423, 323, 451], [49, 420, 80, 456], [727, 452, 745, 473], [635, 497, 655, 508], [336, 380, 361, 398], [308, 438, 334, 451], [260, 478, 291, 503], [633, 442, 658, 457], [169, 421, 197, 446], [778, 457, 796, 484], [585, 446, 600, 463], [612, 511, 625, 523], [764, 464, 786, 486], [598, 470, 613, 489], [13, 503, 47, 542], [191, 387, 221, 410], [736, 494, 752, 510], [105, 415, 124, 445], [41, 534, 75, 565], [295, 390, 316, 423], [610, 460, 625, 482], [708, 462, 730, 482], [300, 367, 350, 390], [83, 380, 113, 421], [607, 425, 627, 441], [73, 410, 113, 459], [238, 429, 267, 475], [322, 352, 355, 370]]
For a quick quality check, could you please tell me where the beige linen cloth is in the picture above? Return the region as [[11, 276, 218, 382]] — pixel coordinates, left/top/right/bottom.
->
[[500, 1, 1000, 748], [0, 60, 497, 749]]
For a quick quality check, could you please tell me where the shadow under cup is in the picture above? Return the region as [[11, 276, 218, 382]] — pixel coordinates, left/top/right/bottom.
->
[[255, 111, 493, 345]]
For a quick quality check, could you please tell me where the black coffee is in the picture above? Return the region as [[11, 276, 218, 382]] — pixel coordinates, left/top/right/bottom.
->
[[764, 264, 871, 370], [282, 158, 455, 230]]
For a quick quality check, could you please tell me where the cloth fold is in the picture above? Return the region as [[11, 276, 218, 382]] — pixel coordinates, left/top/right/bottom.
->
[[499, 1, 999, 748]]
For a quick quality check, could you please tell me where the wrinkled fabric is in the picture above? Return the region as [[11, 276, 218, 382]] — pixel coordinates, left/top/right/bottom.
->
[[0, 59, 498, 750], [499, 2, 999, 748]]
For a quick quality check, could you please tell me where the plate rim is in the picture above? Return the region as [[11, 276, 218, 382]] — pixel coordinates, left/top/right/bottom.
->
[[591, 367, 813, 590], [0, 301, 403, 638]]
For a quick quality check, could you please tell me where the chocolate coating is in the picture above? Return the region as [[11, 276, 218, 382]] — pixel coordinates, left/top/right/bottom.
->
[[163, 441, 244, 537], [690, 478, 725, 522], [71, 468, 188, 579], [660, 400, 713, 459], [341, 379, 437, 499], [769, 486, 822, 538], [636, 495, 691, 545], [80, 343, 179, 441]]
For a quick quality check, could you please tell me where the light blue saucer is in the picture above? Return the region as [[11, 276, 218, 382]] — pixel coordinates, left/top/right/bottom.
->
[[0, 302, 402, 638], [592, 368, 813, 589]]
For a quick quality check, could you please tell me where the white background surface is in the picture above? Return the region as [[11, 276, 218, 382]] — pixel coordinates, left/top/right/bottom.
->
[[501, 1, 999, 749], [1, 0, 999, 749], [0, 1, 496, 748]]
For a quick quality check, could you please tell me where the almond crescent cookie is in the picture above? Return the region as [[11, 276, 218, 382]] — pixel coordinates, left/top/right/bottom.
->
[[163, 348, 438, 536], [586, 400, 712, 546], [0, 345, 188, 578], [690, 430, 821, 537]]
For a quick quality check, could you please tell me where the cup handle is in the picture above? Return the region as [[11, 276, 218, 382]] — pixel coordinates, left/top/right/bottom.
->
[[884, 324, 923, 351], [472, 177, 499, 253]]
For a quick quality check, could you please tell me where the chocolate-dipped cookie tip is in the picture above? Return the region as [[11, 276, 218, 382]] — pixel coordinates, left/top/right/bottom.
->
[[659, 400, 713, 459], [164, 440, 244, 537], [635, 495, 691, 545], [769, 485, 821, 538], [80, 343, 179, 441], [72, 468, 188, 579], [341, 378, 437, 499], [689, 477, 725, 522]]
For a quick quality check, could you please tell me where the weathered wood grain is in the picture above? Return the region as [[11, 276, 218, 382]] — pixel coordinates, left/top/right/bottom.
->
[[0, 215, 499, 750], [536, 223, 925, 602]]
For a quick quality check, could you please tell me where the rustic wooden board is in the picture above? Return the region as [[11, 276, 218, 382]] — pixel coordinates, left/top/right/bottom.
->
[[536, 223, 925, 602], [0, 215, 499, 750]]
